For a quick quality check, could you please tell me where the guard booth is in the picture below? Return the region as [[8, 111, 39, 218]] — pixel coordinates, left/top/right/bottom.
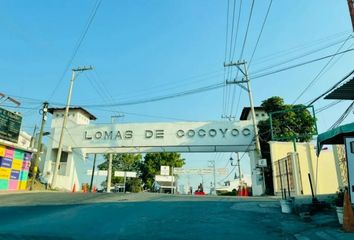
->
[[317, 122, 354, 205], [316, 70, 354, 204]]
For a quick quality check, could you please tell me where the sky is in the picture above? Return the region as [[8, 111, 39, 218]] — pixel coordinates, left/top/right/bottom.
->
[[1, 0, 353, 192]]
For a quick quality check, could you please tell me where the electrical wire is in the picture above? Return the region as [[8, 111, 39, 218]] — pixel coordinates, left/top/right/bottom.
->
[[315, 100, 342, 114], [292, 35, 354, 104], [228, 0, 244, 117], [82, 82, 224, 108], [329, 101, 354, 129], [48, 0, 103, 100], [252, 36, 351, 76], [248, 0, 273, 68], [251, 48, 354, 80], [237, 0, 254, 61], [307, 70, 354, 106], [251, 30, 351, 66], [224, 0, 238, 117]]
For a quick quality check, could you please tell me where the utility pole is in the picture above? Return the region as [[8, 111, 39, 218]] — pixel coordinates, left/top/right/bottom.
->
[[208, 160, 216, 195], [106, 114, 125, 193], [170, 166, 175, 194], [230, 153, 242, 182], [51, 66, 93, 188], [30, 102, 49, 190], [107, 153, 113, 192], [89, 154, 97, 192], [30, 125, 37, 148], [348, 0, 354, 31], [224, 60, 261, 155]]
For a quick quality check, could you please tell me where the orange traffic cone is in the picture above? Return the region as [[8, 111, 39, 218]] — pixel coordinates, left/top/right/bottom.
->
[[241, 187, 245, 196], [237, 186, 242, 196], [343, 190, 354, 232], [72, 183, 76, 193], [93, 186, 97, 193], [244, 187, 249, 197]]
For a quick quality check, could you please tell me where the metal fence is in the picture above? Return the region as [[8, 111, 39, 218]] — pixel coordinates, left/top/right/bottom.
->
[[274, 154, 295, 199]]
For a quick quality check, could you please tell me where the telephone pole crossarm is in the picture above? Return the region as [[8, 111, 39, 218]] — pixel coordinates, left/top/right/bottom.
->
[[73, 66, 93, 72], [223, 60, 261, 155], [226, 80, 249, 92], [224, 61, 247, 75]]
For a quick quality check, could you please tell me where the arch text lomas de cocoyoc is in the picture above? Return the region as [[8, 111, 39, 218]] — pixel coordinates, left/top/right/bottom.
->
[[84, 128, 251, 141]]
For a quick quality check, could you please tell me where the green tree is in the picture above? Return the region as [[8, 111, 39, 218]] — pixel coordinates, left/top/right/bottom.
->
[[98, 153, 142, 192], [257, 96, 316, 195], [140, 152, 185, 190]]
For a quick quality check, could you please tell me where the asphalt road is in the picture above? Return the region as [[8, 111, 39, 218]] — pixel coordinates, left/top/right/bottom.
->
[[0, 192, 350, 240]]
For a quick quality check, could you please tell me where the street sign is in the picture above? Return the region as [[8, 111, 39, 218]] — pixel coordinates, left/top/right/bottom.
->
[[87, 170, 137, 178], [155, 175, 175, 182], [114, 171, 137, 178], [160, 166, 170, 176], [0, 107, 22, 143], [87, 170, 108, 176], [173, 168, 228, 176]]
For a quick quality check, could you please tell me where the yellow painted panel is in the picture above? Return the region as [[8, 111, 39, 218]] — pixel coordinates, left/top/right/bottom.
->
[[0, 146, 5, 157], [12, 159, 22, 171], [19, 180, 27, 190], [0, 167, 11, 179]]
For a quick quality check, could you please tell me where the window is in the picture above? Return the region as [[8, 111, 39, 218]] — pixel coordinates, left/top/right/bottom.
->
[[52, 150, 69, 176]]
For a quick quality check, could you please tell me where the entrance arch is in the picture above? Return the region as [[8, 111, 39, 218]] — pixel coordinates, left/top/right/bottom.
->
[[44, 109, 264, 195]]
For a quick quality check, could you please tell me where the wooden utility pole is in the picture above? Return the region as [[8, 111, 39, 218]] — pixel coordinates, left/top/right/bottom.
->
[[30, 102, 49, 190], [348, 0, 354, 31], [89, 154, 97, 192], [51, 66, 92, 188], [224, 60, 262, 155]]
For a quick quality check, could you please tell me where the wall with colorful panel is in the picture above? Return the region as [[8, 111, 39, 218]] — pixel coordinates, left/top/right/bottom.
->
[[0, 144, 32, 191]]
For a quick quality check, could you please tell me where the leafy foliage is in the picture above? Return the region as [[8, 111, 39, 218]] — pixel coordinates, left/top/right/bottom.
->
[[98, 153, 142, 191], [140, 152, 185, 190], [257, 96, 317, 195], [259, 96, 316, 142]]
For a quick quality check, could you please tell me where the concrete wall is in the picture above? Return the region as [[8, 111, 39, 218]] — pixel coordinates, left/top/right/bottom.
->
[[269, 141, 339, 196]]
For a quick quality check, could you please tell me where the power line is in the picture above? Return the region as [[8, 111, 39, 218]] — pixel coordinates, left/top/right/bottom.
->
[[90, 108, 194, 122], [252, 47, 354, 80], [315, 100, 342, 114], [292, 35, 353, 104], [228, 0, 244, 117], [224, 0, 238, 117], [251, 30, 351, 65], [231, 0, 243, 60], [237, 0, 254, 61], [48, 0, 103, 100], [307, 69, 354, 106], [329, 101, 354, 129], [248, 0, 273, 68], [252, 36, 351, 76], [82, 82, 224, 108]]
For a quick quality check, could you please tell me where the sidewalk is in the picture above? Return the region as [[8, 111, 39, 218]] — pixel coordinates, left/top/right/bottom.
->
[[293, 208, 354, 239]]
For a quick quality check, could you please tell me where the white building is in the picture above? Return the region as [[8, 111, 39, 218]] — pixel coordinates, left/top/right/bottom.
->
[[43, 107, 97, 191], [239, 107, 269, 122]]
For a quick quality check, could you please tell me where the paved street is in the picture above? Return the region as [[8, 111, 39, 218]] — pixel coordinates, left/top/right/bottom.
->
[[0, 192, 352, 240]]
